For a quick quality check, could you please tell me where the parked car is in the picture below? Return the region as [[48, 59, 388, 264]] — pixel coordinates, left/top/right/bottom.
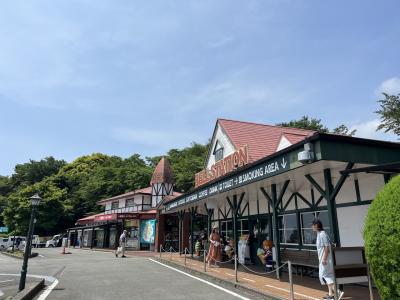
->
[[0, 237, 9, 249], [3, 236, 26, 250], [46, 233, 66, 247], [31, 235, 46, 248]]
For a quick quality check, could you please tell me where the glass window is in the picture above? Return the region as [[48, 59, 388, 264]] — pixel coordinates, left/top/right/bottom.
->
[[215, 148, 224, 161], [126, 199, 135, 207], [278, 214, 299, 244], [111, 201, 119, 210], [220, 220, 233, 239], [239, 219, 249, 236], [300, 210, 330, 245]]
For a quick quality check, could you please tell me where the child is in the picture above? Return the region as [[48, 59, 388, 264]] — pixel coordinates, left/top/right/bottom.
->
[[195, 239, 201, 256], [263, 244, 273, 272]]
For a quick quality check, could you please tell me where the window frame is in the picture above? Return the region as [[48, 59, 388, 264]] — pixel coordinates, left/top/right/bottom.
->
[[278, 213, 299, 245], [300, 210, 330, 246]]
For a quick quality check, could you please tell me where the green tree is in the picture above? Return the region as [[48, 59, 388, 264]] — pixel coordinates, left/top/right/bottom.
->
[[331, 124, 356, 136], [277, 116, 329, 132], [11, 157, 66, 187], [364, 175, 400, 299], [376, 93, 400, 135], [277, 116, 356, 136]]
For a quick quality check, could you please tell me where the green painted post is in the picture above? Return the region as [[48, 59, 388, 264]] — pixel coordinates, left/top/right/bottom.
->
[[271, 184, 282, 279], [190, 207, 196, 258], [323, 168, 340, 246]]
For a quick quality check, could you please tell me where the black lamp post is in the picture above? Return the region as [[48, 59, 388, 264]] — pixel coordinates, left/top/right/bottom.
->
[[19, 193, 41, 291]]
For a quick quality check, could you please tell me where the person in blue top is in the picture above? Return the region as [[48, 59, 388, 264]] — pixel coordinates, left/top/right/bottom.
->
[[312, 219, 343, 300]]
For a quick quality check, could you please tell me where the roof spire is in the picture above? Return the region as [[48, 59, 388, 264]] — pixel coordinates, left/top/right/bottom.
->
[[151, 157, 175, 185]]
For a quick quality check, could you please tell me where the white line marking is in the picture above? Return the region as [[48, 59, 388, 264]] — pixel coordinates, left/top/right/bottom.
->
[[224, 272, 235, 277], [241, 277, 255, 283], [265, 284, 320, 300], [149, 259, 251, 300], [0, 289, 4, 297], [0, 280, 14, 283], [0, 273, 58, 300], [37, 278, 59, 300]]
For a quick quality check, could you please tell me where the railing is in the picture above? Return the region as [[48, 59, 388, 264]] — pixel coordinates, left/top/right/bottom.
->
[[159, 245, 296, 300]]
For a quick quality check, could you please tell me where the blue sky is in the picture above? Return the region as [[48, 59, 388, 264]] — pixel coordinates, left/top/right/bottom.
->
[[1, 1, 400, 175]]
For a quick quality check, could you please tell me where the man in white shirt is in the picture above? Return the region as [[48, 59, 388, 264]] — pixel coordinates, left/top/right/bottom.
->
[[115, 230, 127, 258]]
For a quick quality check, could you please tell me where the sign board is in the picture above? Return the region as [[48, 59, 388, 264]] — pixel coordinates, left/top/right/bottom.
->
[[140, 219, 156, 244], [195, 145, 249, 188], [0, 227, 8, 233], [167, 154, 290, 211]]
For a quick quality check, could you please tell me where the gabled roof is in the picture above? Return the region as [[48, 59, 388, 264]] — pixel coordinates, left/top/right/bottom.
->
[[151, 157, 175, 184], [217, 118, 316, 162], [155, 192, 183, 210], [97, 186, 152, 205]]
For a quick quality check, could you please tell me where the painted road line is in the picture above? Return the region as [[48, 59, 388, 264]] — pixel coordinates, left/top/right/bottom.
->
[[149, 258, 251, 300], [265, 284, 320, 300], [0, 289, 4, 297], [0, 273, 58, 300], [224, 272, 235, 277], [241, 277, 255, 283], [37, 278, 59, 300], [0, 280, 14, 283]]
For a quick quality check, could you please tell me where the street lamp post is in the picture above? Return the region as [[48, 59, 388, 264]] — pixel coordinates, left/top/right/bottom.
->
[[18, 193, 41, 291]]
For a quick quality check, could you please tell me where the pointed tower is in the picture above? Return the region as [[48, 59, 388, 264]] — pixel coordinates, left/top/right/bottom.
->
[[151, 157, 175, 207]]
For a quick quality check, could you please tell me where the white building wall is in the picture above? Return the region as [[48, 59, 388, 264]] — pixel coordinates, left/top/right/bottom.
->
[[337, 205, 370, 247], [336, 178, 357, 204], [276, 135, 292, 152], [206, 124, 236, 169], [358, 173, 385, 201]]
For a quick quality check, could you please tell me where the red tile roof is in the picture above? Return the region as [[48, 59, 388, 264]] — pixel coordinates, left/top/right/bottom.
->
[[151, 157, 175, 184], [76, 213, 104, 225], [162, 193, 183, 204], [218, 119, 316, 162], [97, 186, 152, 204]]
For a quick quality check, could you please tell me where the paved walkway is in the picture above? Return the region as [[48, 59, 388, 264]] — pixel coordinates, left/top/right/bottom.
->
[[156, 252, 379, 300]]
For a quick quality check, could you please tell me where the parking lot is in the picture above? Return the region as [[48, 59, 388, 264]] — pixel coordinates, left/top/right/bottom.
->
[[1, 248, 256, 300]]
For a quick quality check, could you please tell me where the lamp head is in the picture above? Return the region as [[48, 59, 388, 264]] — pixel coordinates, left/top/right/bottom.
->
[[30, 193, 42, 206]]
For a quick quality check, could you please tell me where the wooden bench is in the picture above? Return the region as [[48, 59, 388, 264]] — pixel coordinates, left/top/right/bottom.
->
[[281, 248, 319, 276]]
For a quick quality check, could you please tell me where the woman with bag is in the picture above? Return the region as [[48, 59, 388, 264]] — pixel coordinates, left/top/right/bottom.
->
[[207, 226, 221, 267], [115, 230, 127, 258]]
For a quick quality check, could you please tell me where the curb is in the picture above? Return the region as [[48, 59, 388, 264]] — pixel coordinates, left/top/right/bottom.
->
[[156, 257, 283, 300], [12, 279, 45, 300], [1, 252, 23, 260], [1, 252, 38, 260]]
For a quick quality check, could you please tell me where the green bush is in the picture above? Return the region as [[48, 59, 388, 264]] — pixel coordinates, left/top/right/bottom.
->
[[364, 175, 400, 300]]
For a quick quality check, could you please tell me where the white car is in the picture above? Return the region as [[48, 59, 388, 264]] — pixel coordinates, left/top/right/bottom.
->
[[0, 237, 9, 249], [46, 234, 66, 247], [2, 236, 26, 250]]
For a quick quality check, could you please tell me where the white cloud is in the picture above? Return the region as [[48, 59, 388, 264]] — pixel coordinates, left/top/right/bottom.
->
[[377, 77, 400, 95], [351, 119, 398, 141]]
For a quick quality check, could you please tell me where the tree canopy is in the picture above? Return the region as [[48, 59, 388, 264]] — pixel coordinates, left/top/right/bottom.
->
[[376, 93, 400, 136], [277, 116, 356, 136], [0, 143, 208, 236]]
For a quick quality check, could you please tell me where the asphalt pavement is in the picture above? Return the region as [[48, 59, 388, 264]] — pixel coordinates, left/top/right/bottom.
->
[[0, 248, 257, 300]]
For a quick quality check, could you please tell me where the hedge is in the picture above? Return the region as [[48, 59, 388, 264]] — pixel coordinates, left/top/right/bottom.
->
[[364, 175, 400, 300]]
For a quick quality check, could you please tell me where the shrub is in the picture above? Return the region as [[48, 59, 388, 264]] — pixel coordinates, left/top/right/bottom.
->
[[364, 175, 400, 299]]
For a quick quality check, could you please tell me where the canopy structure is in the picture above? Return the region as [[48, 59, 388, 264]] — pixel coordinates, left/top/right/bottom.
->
[[162, 132, 400, 277]]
